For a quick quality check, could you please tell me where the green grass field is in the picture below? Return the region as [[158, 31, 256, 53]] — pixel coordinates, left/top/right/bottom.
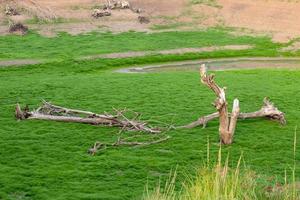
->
[[0, 28, 291, 62], [0, 29, 299, 199]]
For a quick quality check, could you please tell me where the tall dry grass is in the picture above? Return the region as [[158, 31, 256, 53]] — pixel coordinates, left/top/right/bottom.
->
[[144, 132, 299, 200]]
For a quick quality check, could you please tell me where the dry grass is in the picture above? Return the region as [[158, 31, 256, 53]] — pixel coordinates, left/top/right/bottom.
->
[[144, 134, 299, 200]]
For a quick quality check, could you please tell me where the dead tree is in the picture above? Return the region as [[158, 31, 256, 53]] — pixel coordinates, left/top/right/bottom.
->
[[182, 64, 286, 145], [15, 101, 171, 155], [15, 101, 161, 134], [182, 97, 286, 128], [199, 64, 240, 144]]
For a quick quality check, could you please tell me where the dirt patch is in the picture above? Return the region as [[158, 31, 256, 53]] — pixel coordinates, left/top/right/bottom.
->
[[0, 59, 41, 67], [82, 45, 253, 59], [281, 41, 300, 52], [1, 0, 300, 42], [117, 57, 300, 73], [218, 0, 300, 42], [130, 0, 187, 16], [0, 45, 252, 68]]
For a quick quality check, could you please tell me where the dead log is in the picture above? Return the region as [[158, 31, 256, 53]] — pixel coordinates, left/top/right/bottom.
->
[[199, 64, 240, 144], [181, 97, 286, 129], [15, 101, 170, 154], [15, 101, 161, 134]]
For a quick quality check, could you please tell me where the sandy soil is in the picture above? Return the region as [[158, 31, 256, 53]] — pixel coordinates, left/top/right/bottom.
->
[[117, 57, 300, 73], [219, 0, 300, 42], [0, 45, 252, 67], [1, 0, 300, 42], [0, 59, 41, 67], [83, 45, 253, 59]]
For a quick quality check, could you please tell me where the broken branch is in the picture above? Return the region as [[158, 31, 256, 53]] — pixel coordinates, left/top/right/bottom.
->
[[88, 135, 170, 155], [16, 101, 161, 134], [181, 97, 286, 129]]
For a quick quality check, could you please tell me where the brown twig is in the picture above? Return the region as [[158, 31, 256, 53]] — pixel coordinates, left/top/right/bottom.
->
[[88, 134, 171, 155]]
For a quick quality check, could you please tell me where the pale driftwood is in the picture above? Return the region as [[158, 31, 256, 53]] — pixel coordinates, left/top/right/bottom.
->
[[200, 64, 240, 144], [15, 102, 161, 134], [114, 135, 170, 147], [227, 99, 240, 143], [88, 135, 170, 155], [181, 97, 286, 129], [15, 101, 171, 154]]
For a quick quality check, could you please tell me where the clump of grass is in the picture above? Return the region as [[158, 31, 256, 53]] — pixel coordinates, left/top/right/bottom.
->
[[26, 16, 69, 24], [144, 135, 299, 200], [144, 150, 258, 199], [144, 170, 178, 200], [190, 0, 221, 8], [182, 154, 258, 199]]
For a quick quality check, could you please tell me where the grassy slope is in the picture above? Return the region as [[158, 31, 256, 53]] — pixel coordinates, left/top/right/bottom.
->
[[0, 29, 299, 199], [0, 57, 300, 199], [0, 28, 287, 62]]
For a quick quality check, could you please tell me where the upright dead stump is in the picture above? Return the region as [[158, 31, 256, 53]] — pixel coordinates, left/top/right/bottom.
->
[[200, 64, 240, 144]]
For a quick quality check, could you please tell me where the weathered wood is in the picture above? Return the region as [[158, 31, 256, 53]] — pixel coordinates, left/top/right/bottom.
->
[[182, 112, 219, 129], [87, 135, 170, 155], [15, 102, 161, 134], [200, 64, 239, 144], [28, 113, 115, 125], [226, 99, 240, 144], [181, 97, 286, 129], [15, 103, 25, 120], [41, 100, 114, 119]]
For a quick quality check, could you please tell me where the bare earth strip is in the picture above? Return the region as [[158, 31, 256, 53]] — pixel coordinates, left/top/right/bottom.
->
[[0, 45, 252, 68], [0, 59, 42, 67], [81, 45, 253, 60], [117, 57, 300, 73]]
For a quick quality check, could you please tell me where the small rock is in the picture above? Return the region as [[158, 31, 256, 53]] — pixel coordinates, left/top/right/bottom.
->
[[92, 9, 111, 18], [138, 16, 150, 24], [5, 5, 19, 16], [8, 23, 28, 35]]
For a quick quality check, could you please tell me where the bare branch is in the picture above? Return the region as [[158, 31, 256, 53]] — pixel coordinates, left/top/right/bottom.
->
[[181, 97, 285, 129], [88, 135, 171, 155], [15, 101, 161, 134]]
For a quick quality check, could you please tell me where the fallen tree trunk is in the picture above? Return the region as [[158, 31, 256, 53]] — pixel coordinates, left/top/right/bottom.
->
[[181, 97, 286, 129], [15, 101, 161, 134], [184, 64, 286, 144]]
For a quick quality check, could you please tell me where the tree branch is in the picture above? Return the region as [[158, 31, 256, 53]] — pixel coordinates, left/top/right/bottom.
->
[[15, 101, 161, 134], [180, 97, 285, 129]]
